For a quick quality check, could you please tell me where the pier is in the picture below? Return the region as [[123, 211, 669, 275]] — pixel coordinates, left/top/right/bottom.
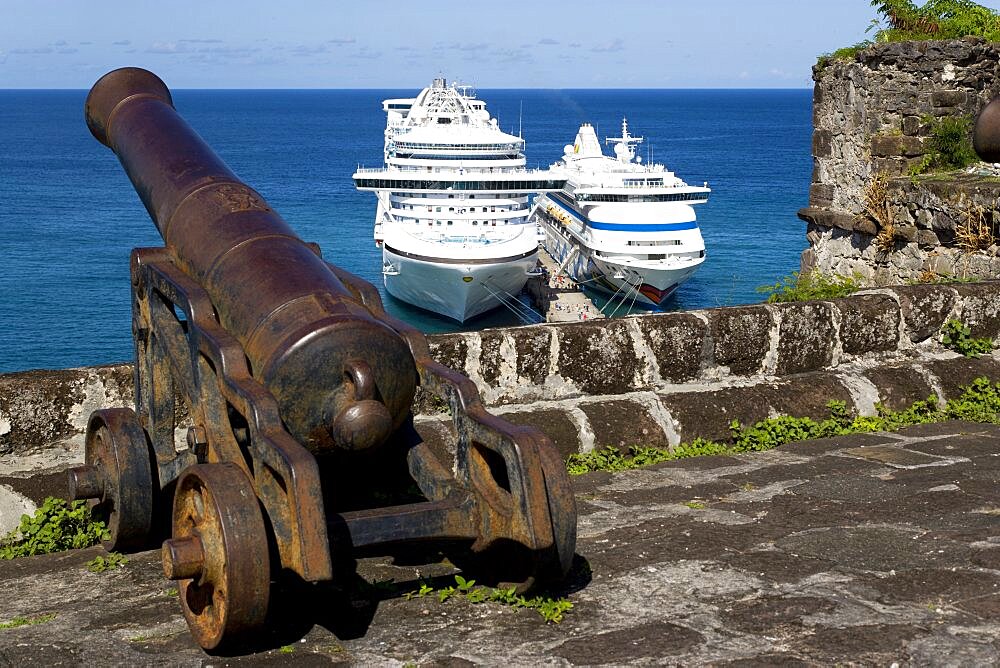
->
[[526, 245, 603, 323]]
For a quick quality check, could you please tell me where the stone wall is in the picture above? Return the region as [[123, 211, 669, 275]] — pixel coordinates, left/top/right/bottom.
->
[[4, 283, 1000, 472], [799, 38, 1000, 284]]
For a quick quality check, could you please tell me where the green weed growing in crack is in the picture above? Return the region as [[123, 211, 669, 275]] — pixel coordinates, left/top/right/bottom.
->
[[87, 552, 129, 573], [0, 613, 56, 630], [402, 575, 573, 624], [941, 319, 994, 358], [0, 498, 108, 559], [566, 377, 1000, 475]]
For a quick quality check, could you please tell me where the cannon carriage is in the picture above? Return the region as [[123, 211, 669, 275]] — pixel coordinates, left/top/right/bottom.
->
[[68, 68, 576, 651]]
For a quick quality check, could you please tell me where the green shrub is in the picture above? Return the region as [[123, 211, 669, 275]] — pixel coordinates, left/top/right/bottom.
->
[[0, 498, 108, 560], [403, 576, 573, 624], [940, 318, 994, 357], [869, 0, 1000, 42], [909, 115, 979, 176], [820, 2, 1000, 66], [756, 271, 864, 304]]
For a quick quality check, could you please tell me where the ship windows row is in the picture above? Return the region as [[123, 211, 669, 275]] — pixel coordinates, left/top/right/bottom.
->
[[391, 192, 526, 200], [395, 204, 527, 213], [355, 178, 565, 191], [397, 219, 522, 227], [393, 153, 522, 161], [576, 192, 708, 202]]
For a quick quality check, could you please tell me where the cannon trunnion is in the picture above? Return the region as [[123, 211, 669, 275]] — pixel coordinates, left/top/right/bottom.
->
[[69, 68, 576, 652]]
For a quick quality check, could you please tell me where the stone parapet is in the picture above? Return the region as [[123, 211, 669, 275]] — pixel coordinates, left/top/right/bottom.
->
[[803, 38, 1000, 285], [4, 284, 1000, 468]]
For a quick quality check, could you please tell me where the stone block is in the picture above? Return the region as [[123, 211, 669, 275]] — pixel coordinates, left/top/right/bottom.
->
[[659, 385, 776, 443], [873, 157, 908, 177], [931, 90, 967, 108], [890, 285, 958, 342], [924, 356, 1000, 401], [836, 294, 901, 356], [797, 207, 859, 233], [708, 306, 773, 376], [812, 129, 833, 158], [634, 313, 706, 383], [896, 224, 918, 243], [917, 229, 940, 248], [809, 183, 835, 208], [580, 399, 668, 450], [800, 248, 817, 274], [556, 319, 642, 395], [863, 365, 936, 411], [477, 329, 506, 387], [658, 374, 852, 443], [902, 115, 921, 135], [953, 282, 1000, 338], [428, 333, 468, 374], [854, 217, 877, 236], [0, 364, 134, 456], [768, 374, 855, 419], [509, 326, 552, 387], [775, 302, 837, 376], [871, 135, 925, 158], [498, 408, 581, 460]]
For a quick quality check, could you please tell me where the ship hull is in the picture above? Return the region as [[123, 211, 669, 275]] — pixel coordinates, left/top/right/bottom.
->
[[542, 222, 700, 309], [382, 245, 537, 322]]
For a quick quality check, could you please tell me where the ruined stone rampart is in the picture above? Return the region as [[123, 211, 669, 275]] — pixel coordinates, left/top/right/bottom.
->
[[799, 38, 1000, 284], [4, 283, 1000, 471]]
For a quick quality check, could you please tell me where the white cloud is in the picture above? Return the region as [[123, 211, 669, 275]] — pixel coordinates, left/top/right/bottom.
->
[[591, 38, 624, 53], [147, 41, 186, 54]]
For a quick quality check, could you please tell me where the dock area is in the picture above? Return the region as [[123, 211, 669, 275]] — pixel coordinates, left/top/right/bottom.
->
[[526, 246, 603, 323]]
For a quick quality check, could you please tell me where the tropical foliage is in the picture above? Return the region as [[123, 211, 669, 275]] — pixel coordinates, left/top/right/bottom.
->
[[868, 0, 1000, 42], [820, 1, 1000, 65]]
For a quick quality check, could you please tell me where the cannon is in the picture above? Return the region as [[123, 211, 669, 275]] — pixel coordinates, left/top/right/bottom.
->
[[976, 97, 1000, 163], [68, 67, 576, 651]]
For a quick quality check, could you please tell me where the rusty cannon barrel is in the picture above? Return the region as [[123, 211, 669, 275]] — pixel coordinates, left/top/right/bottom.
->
[[86, 67, 416, 452], [974, 97, 1000, 163]]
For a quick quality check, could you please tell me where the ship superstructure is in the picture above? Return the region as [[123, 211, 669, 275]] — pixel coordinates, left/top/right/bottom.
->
[[531, 119, 709, 310], [353, 78, 563, 322]]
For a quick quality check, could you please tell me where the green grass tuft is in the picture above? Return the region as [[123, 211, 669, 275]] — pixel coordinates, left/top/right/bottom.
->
[[756, 271, 864, 304], [0, 613, 56, 630]]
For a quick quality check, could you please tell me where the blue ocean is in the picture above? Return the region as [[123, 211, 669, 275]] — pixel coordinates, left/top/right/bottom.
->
[[0, 89, 811, 373]]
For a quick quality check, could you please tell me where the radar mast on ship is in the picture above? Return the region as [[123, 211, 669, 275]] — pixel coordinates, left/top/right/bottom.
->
[[605, 117, 643, 163]]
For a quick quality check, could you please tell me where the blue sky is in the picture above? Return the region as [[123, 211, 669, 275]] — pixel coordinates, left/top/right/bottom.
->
[[3, 0, 999, 88]]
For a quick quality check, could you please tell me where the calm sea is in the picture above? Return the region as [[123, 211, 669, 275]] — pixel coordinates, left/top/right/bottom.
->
[[0, 89, 812, 373]]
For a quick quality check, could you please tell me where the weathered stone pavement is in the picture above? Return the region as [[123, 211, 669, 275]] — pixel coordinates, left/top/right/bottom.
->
[[4, 421, 1000, 665]]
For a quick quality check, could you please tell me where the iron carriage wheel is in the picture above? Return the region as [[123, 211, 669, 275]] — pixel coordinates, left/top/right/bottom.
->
[[163, 463, 270, 652]]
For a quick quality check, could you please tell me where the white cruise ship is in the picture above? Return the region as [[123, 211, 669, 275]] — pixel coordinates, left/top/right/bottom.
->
[[353, 78, 564, 322], [531, 119, 709, 310]]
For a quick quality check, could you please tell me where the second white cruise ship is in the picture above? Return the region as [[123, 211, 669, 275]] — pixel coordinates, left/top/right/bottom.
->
[[353, 78, 563, 322], [532, 119, 709, 310]]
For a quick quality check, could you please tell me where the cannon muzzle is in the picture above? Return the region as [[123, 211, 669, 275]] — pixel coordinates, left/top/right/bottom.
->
[[974, 97, 1000, 163], [86, 67, 416, 452]]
